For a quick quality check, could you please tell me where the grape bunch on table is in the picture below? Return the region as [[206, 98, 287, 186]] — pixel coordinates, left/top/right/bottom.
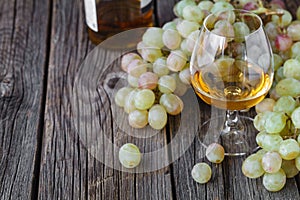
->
[[115, 0, 300, 192]]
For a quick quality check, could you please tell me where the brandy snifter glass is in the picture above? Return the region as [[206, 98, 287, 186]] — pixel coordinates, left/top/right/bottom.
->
[[190, 9, 274, 156]]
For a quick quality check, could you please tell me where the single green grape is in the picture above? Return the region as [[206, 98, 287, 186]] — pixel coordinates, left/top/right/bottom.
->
[[128, 110, 148, 129], [148, 104, 168, 130], [255, 98, 276, 114], [205, 143, 225, 164], [210, 1, 234, 14], [163, 29, 182, 50], [233, 22, 250, 42], [182, 5, 204, 23], [191, 162, 212, 184], [166, 50, 187, 72], [137, 41, 163, 63], [180, 39, 192, 56], [263, 169, 286, 192], [121, 53, 142, 72], [159, 93, 184, 115], [153, 57, 169, 77], [134, 89, 155, 110], [256, 131, 283, 152], [138, 72, 158, 90], [273, 96, 297, 116], [265, 21, 279, 40], [197, 0, 214, 11], [142, 27, 164, 48], [176, 20, 200, 38], [283, 59, 300, 80], [261, 151, 282, 174], [242, 153, 265, 179], [124, 90, 138, 114], [115, 87, 134, 107], [287, 21, 300, 41], [281, 159, 299, 178], [119, 143, 142, 168], [264, 112, 287, 134], [162, 21, 177, 30], [213, 20, 235, 38], [173, 0, 197, 18], [276, 78, 300, 98], [158, 75, 176, 94], [278, 139, 300, 160], [291, 42, 300, 59], [253, 112, 269, 131], [272, 9, 292, 27], [127, 59, 148, 78], [127, 74, 139, 88]]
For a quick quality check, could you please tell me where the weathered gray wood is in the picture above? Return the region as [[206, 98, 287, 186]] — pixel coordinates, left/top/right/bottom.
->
[[38, 0, 172, 199], [37, 0, 90, 199], [1, 0, 300, 199], [39, 0, 300, 199], [0, 0, 50, 199]]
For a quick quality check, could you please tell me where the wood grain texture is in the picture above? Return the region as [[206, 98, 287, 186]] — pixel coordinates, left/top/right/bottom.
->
[[0, 0, 299, 199], [38, 0, 90, 199], [0, 0, 50, 199], [39, 0, 172, 199]]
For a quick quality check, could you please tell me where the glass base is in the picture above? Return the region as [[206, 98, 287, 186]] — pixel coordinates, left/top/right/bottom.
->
[[199, 115, 259, 156]]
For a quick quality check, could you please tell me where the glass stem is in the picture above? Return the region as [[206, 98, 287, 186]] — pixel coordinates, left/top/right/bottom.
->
[[222, 110, 243, 134]]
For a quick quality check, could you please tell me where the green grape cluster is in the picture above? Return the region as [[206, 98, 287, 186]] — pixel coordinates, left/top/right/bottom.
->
[[115, 0, 256, 131], [247, 94, 300, 191], [171, 0, 300, 192], [115, 0, 300, 185], [116, 49, 187, 130], [116, 0, 230, 130], [239, 0, 300, 192]]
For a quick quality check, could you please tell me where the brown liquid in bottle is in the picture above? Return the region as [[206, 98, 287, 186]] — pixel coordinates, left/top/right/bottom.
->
[[86, 0, 153, 44]]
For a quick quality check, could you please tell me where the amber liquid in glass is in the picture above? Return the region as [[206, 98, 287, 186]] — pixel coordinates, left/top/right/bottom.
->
[[191, 61, 272, 110]]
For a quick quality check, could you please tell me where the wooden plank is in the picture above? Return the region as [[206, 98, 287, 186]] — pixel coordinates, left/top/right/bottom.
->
[[39, 1, 172, 199], [38, 0, 90, 199], [0, 0, 50, 199]]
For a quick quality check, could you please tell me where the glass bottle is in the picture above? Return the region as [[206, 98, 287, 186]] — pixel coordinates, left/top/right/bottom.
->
[[84, 0, 154, 44]]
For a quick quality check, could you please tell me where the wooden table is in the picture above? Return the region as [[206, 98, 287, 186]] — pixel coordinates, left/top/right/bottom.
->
[[1, 0, 300, 199]]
